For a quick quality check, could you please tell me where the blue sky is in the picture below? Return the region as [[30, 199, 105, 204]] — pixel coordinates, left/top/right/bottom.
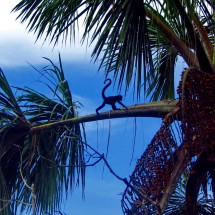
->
[[0, 1, 186, 215]]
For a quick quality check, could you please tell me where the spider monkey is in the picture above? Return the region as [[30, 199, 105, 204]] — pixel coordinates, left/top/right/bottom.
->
[[96, 78, 128, 114]]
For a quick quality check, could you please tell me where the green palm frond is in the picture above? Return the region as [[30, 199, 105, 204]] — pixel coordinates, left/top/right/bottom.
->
[[147, 47, 178, 101], [0, 67, 30, 178], [0, 55, 85, 214], [0, 68, 27, 120], [164, 173, 215, 215], [13, 0, 215, 98], [0, 68, 31, 215], [163, 175, 187, 215], [16, 55, 77, 123], [84, 0, 154, 97], [12, 0, 86, 44]]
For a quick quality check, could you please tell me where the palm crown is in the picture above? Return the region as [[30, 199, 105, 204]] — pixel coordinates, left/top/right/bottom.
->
[[0, 0, 214, 214], [13, 0, 215, 98]]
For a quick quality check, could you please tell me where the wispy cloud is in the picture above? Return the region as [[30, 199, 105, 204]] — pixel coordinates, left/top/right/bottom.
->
[[0, 1, 93, 67]]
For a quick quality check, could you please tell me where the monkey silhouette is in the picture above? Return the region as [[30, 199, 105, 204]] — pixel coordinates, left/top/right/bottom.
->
[[96, 78, 128, 114]]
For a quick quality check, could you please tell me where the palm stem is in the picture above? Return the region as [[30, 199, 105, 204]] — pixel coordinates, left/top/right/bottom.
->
[[193, 14, 214, 62], [30, 100, 178, 133], [144, 6, 200, 69], [171, 0, 215, 74], [159, 148, 189, 213]]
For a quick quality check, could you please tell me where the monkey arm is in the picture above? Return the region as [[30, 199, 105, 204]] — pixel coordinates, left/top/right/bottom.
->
[[117, 101, 128, 110]]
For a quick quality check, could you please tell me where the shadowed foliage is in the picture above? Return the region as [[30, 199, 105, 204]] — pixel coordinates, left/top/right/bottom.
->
[[0, 55, 85, 214], [13, 0, 215, 99], [5, 0, 215, 214], [122, 68, 215, 214]]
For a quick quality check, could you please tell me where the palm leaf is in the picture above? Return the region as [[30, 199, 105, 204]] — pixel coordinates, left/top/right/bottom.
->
[[164, 173, 215, 215], [147, 47, 178, 101], [0, 55, 85, 214], [12, 0, 86, 45], [0, 68, 31, 215], [85, 0, 154, 97], [13, 0, 215, 98]]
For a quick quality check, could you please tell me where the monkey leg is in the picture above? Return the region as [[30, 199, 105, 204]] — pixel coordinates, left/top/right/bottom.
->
[[96, 102, 105, 114]]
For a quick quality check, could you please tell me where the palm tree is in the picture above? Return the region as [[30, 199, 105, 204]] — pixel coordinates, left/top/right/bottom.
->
[[0, 55, 86, 214], [0, 0, 213, 214], [13, 0, 215, 95], [0, 56, 178, 215]]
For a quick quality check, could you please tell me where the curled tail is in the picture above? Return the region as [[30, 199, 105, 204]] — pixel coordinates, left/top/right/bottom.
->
[[102, 78, 111, 99]]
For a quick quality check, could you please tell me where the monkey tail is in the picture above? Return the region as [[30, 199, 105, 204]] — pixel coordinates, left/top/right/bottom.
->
[[102, 78, 112, 99]]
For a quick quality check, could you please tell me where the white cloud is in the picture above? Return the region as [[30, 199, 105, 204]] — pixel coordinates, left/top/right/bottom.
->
[[0, 35, 91, 67], [0, 2, 22, 30], [0, 1, 93, 67], [0, 1, 124, 133]]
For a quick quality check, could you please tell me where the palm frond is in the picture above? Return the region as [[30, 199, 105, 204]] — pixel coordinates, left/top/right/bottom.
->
[[0, 68, 31, 215], [85, 0, 154, 97], [12, 0, 86, 45], [13, 0, 215, 98], [147, 47, 178, 101], [0, 55, 85, 214], [164, 173, 215, 215]]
